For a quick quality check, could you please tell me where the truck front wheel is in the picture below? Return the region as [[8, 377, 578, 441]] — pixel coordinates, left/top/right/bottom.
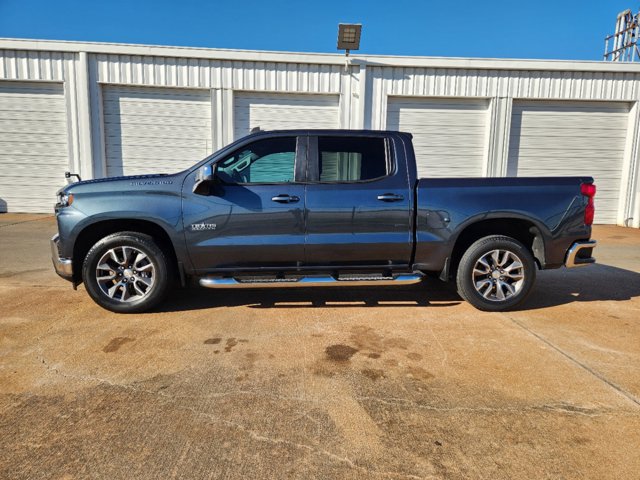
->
[[82, 232, 171, 313], [456, 235, 536, 312]]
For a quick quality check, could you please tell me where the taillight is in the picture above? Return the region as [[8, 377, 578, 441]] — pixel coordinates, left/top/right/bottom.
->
[[581, 183, 596, 226]]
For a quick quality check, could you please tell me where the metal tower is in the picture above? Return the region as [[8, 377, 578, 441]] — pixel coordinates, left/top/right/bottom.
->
[[604, 9, 640, 62]]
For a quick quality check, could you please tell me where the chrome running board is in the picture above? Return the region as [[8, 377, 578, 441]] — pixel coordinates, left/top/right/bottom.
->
[[199, 273, 424, 289]]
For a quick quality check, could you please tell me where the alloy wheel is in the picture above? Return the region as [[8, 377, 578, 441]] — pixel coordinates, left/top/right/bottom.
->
[[95, 246, 155, 302], [471, 249, 525, 302]]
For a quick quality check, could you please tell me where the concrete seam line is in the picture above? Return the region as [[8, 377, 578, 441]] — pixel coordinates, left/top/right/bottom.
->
[[504, 314, 640, 408], [0, 215, 54, 228]]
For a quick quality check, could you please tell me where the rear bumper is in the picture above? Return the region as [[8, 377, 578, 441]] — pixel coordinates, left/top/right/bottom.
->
[[51, 234, 73, 280], [564, 240, 597, 268]]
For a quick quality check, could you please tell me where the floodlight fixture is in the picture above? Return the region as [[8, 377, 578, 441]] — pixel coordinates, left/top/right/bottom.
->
[[337, 23, 362, 57]]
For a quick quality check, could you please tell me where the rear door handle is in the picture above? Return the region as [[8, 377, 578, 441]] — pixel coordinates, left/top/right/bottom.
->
[[271, 194, 300, 203], [377, 193, 404, 202]]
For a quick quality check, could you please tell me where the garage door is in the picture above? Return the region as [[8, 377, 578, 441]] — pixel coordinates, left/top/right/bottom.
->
[[0, 82, 69, 213], [233, 93, 339, 140], [387, 97, 489, 177], [508, 101, 629, 224], [103, 86, 211, 177]]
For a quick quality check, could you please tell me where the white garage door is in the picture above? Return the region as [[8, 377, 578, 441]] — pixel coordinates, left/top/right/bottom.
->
[[103, 86, 211, 177], [508, 101, 629, 224], [233, 92, 339, 140], [387, 97, 489, 177], [0, 82, 69, 213]]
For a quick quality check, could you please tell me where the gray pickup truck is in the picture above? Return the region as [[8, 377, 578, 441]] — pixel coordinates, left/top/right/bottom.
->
[[51, 130, 597, 313]]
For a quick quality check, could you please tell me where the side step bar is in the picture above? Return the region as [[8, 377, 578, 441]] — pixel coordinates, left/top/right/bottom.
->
[[199, 273, 424, 289]]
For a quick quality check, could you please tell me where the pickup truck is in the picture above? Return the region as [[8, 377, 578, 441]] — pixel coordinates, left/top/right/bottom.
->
[[51, 129, 597, 313]]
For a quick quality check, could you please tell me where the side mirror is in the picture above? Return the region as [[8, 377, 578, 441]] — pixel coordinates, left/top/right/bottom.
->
[[193, 164, 216, 195]]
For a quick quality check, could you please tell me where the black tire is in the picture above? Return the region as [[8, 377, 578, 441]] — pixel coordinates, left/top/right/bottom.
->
[[456, 235, 536, 312], [82, 232, 171, 313]]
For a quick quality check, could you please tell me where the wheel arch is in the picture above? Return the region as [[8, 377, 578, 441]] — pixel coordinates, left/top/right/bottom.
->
[[72, 219, 180, 285], [448, 217, 546, 279]]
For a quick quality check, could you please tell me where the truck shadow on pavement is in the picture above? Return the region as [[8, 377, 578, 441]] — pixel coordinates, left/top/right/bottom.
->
[[158, 263, 640, 313], [163, 282, 462, 311], [523, 263, 640, 310]]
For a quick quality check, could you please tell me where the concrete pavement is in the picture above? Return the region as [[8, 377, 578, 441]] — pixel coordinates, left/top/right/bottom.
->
[[1, 214, 639, 479]]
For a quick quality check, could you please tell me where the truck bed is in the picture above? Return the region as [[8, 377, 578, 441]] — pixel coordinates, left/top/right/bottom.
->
[[413, 176, 593, 271]]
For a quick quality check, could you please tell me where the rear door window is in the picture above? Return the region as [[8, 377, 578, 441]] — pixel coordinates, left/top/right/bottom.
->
[[317, 137, 388, 182]]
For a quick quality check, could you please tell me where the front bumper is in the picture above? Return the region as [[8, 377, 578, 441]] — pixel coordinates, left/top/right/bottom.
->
[[51, 234, 73, 280], [565, 240, 597, 268]]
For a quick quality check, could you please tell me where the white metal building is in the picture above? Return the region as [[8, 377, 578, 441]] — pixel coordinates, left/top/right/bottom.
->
[[1, 38, 640, 227]]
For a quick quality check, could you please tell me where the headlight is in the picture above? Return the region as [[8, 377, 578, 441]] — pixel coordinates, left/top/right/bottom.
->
[[56, 192, 74, 208]]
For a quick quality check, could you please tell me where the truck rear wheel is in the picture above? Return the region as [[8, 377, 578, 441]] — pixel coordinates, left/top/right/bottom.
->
[[82, 232, 170, 313], [456, 235, 536, 312]]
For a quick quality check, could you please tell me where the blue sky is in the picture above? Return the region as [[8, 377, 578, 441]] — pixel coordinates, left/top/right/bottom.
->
[[0, 0, 636, 60]]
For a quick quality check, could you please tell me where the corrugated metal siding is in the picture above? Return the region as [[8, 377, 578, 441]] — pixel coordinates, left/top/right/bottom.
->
[[387, 97, 489, 177], [2, 48, 640, 101], [102, 86, 211, 176], [0, 50, 69, 81], [372, 67, 640, 101], [95, 55, 343, 93], [0, 82, 69, 212], [233, 92, 340, 140], [508, 100, 630, 224]]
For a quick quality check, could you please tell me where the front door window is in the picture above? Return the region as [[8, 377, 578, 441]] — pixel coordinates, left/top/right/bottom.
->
[[217, 137, 297, 184]]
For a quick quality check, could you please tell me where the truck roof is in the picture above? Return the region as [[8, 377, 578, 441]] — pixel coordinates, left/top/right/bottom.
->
[[241, 129, 413, 139]]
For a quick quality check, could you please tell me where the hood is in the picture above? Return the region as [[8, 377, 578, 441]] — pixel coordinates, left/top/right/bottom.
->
[[60, 172, 185, 195]]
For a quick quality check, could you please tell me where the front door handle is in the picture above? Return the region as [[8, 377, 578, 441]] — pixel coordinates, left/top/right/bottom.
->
[[271, 194, 300, 203], [377, 193, 404, 202]]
